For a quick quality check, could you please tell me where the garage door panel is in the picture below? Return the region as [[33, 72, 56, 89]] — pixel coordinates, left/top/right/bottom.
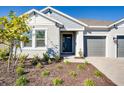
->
[[84, 36, 106, 57], [117, 36, 124, 57]]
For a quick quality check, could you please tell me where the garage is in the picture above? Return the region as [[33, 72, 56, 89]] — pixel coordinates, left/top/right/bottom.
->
[[84, 36, 106, 57], [117, 36, 124, 57]]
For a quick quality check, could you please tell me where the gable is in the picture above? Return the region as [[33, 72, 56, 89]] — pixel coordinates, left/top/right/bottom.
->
[[28, 12, 55, 25], [21, 9, 63, 27], [115, 21, 124, 27], [41, 7, 86, 30]]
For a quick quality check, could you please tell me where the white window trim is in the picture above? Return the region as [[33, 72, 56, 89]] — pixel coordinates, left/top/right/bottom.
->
[[21, 28, 47, 50]]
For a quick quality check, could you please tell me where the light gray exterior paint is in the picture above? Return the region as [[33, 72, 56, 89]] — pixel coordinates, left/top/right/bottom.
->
[[84, 36, 106, 57], [117, 36, 124, 57], [2, 7, 124, 58], [18, 24, 60, 58], [44, 11, 84, 30]]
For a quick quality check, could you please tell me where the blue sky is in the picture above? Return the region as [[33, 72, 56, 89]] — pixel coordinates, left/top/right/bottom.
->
[[0, 6, 124, 21]]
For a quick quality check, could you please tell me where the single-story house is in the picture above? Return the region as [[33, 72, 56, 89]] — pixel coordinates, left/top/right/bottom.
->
[[17, 6, 124, 58]]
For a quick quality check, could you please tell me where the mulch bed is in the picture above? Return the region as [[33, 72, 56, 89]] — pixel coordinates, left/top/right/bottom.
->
[[0, 60, 116, 86]]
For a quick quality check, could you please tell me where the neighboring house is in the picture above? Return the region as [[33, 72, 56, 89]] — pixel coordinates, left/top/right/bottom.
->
[[17, 6, 124, 58]]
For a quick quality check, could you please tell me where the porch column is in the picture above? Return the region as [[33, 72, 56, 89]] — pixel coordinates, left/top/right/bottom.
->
[[75, 31, 84, 57]]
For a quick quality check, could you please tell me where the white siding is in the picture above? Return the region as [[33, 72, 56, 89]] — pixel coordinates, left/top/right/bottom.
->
[[17, 13, 60, 58], [44, 11, 84, 30], [84, 25, 124, 58]]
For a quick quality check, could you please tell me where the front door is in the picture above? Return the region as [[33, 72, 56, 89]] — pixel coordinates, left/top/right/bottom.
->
[[62, 34, 72, 53]]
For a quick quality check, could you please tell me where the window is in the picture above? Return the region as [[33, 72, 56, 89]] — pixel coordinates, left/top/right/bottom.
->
[[23, 31, 32, 47], [35, 30, 45, 47]]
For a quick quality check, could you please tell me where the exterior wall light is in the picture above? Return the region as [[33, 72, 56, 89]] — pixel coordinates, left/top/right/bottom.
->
[[113, 37, 117, 44]]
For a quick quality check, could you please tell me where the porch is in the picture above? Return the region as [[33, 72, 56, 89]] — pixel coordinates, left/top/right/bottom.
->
[[60, 30, 84, 58]]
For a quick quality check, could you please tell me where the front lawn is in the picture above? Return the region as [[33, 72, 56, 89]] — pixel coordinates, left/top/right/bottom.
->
[[0, 60, 116, 86]]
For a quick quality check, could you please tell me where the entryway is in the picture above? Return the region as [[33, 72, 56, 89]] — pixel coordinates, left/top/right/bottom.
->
[[60, 32, 75, 55]]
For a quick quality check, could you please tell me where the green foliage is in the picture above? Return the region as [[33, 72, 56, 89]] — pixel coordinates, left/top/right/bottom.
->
[[42, 52, 49, 62], [64, 60, 71, 65], [0, 12, 30, 44], [84, 60, 88, 65], [0, 11, 30, 71], [83, 79, 95, 86], [16, 76, 28, 86], [77, 64, 85, 70], [16, 66, 24, 76], [41, 70, 50, 77], [31, 55, 41, 66], [19, 54, 28, 63], [18, 63, 25, 68], [69, 71, 77, 78], [56, 64, 63, 69], [54, 55, 60, 62], [0, 48, 9, 60], [36, 63, 43, 69], [78, 48, 83, 58], [94, 70, 103, 78], [48, 59, 52, 64], [52, 77, 63, 86]]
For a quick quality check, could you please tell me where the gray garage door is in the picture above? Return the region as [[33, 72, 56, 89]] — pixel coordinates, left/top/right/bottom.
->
[[84, 36, 106, 57], [117, 36, 124, 57]]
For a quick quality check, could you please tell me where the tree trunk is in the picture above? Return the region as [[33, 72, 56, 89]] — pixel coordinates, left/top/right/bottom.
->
[[7, 43, 14, 73], [7, 45, 12, 72]]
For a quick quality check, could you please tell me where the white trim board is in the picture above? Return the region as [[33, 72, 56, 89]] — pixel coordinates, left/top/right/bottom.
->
[[20, 8, 63, 26], [40, 6, 88, 27]]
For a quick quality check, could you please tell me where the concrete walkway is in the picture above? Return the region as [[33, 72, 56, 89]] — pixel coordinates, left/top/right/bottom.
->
[[86, 57, 124, 86]]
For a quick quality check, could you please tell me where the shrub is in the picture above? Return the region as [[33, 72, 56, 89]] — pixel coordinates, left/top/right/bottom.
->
[[48, 59, 52, 64], [94, 70, 103, 78], [41, 70, 50, 77], [16, 76, 28, 86], [16, 67, 24, 76], [19, 54, 28, 63], [64, 60, 70, 65], [78, 48, 83, 58], [83, 79, 95, 86], [77, 64, 85, 70], [43, 52, 49, 62], [0, 48, 9, 60], [52, 77, 63, 86], [69, 71, 77, 78], [56, 64, 63, 69], [36, 63, 43, 69], [84, 60, 88, 65], [31, 55, 41, 66], [18, 63, 25, 68], [54, 55, 60, 62]]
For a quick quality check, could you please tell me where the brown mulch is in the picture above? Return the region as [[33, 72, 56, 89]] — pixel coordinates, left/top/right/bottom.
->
[[0, 60, 116, 86]]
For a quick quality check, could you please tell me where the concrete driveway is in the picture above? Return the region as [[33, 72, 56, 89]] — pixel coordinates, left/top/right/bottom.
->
[[86, 57, 124, 86]]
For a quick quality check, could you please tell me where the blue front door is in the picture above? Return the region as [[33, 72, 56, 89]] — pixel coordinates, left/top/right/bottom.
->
[[62, 34, 72, 52]]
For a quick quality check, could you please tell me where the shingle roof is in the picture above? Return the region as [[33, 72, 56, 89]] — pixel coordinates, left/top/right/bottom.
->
[[79, 18, 114, 26]]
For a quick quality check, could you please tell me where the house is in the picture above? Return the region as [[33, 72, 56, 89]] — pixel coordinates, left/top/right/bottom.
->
[[18, 6, 124, 58]]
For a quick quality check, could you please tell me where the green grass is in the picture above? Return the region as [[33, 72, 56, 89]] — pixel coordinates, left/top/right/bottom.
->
[[16, 66, 24, 76], [83, 79, 95, 86], [36, 63, 43, 69], [77, 64, 85, 70], [69, 71, 77, 78], [16, 76, 28, 86], [94, 70, 103, 78], [52, 77, 64, 86], [41, 70, 50, 77], [64, 60, 71, 65]]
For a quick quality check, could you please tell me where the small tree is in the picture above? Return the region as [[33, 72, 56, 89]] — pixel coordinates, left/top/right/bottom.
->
[[0, 11, 30, 72]]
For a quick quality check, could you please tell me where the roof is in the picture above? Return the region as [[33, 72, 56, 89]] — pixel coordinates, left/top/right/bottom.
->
[[40, 6, 88, 27], [20, 8, 63, 26], [79, 19, 114, 26]]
